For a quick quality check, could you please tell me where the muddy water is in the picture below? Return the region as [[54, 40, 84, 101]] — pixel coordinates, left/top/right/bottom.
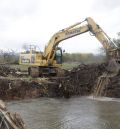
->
[[7, 97, 120, 129]]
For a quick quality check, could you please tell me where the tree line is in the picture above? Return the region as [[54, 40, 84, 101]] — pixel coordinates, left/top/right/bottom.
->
[[0, 32, 119, 64], [0, 48, 106, 64], [62, 53, 105, 64], [0, 49, 19, 64]]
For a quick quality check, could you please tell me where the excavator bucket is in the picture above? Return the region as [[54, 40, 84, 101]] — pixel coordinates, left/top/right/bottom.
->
[[107, 59, 120, 75]]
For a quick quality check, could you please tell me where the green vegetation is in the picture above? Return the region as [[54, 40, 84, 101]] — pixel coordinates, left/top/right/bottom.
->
[[0, 49, 106, 71], [3, 32, 120, 70], [0, 50, 19, 64], [62, 62, 80, 70], [61, 53, 106, 70], [63, 53, 105, 63]]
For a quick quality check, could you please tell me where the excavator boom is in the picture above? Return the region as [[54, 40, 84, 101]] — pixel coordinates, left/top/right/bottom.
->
[[19, 17, 120, 77], [44, 17, 117, 62]]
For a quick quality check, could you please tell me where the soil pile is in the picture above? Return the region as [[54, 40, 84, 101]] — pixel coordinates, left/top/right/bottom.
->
[[103, 75, 120, 98], [0, 78, 62, 100], [61, 63, 120, 98], [57, 63, 107, 97], [0, 65, 18, 77], [0, 63, 120, 100]]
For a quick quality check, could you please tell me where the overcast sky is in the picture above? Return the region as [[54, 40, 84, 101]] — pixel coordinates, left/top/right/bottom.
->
[[0, 0, 120, 53]]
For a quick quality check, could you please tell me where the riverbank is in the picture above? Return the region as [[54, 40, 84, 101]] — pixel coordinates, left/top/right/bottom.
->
[[0, 63, 120, 100]]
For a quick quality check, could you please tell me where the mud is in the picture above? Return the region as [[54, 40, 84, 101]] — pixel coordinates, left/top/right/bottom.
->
[[0, 78, 63, 100], [102, 76, 120, 98], [58, 63, 107, 97], [0, 64, 120, 100], [58, 63, 120, 98], [0, 65, 18, 77]]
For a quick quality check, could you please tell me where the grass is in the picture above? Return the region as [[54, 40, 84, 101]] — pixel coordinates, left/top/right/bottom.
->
[[9, 62, 80, 72], [62, 62, 80, 70], [9, 64, 29, 71]]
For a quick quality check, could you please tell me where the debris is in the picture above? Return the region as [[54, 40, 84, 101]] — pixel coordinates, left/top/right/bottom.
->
[[0, 65, 19, 77], [0, 100, 27, 129]]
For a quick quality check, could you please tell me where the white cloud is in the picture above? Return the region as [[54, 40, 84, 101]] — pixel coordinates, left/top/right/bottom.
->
[[0, 0, 119, 53]]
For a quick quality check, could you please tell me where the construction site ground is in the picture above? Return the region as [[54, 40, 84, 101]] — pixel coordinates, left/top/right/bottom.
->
[[0, 63, 120, 101]]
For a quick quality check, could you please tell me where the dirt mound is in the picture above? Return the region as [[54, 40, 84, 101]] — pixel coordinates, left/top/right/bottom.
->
[[58, 63, 107, 97], [0, 78, 63, 100], [60, 63, 120, 98], [0, 63, 120, 100], [100, 75, 120, 98], [0, 65, 18, 77]]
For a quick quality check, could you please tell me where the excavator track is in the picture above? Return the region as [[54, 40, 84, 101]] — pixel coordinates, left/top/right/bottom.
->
[[28, 66, 57, 77]]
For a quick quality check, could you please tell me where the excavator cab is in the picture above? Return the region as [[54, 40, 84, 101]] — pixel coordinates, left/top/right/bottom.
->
[[55, 47, 62, 64]]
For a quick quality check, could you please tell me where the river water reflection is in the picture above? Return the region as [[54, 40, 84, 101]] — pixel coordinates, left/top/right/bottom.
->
[[7, 97, 120, 129]]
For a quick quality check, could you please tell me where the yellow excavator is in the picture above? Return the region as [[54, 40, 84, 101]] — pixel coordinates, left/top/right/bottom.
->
[[19, 17, 120, 77]]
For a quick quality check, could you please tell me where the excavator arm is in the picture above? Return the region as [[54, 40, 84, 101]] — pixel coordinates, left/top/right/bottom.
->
[[20, 17, 120, 77], [44, 17, 117, 62]]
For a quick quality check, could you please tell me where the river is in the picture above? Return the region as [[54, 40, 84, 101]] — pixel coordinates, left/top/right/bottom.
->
[[7, 97, 120, 129]]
